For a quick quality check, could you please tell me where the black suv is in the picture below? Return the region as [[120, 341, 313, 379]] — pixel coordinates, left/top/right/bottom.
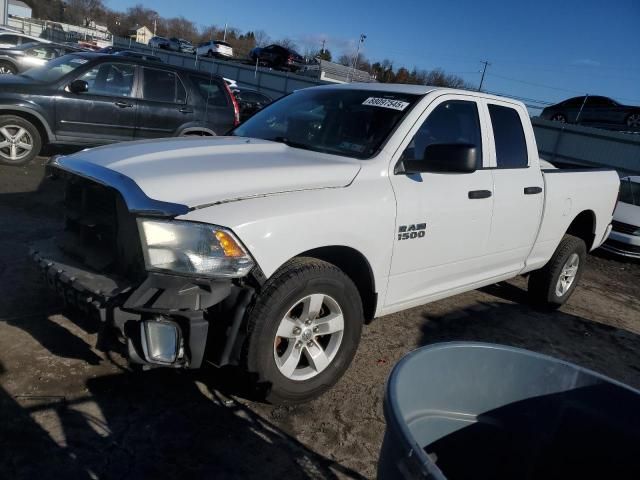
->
[[0, 53, 238, 165], [249, 44, 305, 72]]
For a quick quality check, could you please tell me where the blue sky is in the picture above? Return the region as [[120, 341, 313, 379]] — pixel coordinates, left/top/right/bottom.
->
[[106, 0, 639, 111]]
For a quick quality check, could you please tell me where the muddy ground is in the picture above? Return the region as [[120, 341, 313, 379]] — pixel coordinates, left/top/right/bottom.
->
[[1, 159, 639, 479]]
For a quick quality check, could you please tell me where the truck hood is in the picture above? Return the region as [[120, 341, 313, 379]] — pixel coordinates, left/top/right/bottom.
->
[[60, 136, 361, 209]]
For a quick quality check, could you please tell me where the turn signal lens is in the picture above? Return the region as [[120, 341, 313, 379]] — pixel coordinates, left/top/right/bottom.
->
[[215, 230, 244, 257]]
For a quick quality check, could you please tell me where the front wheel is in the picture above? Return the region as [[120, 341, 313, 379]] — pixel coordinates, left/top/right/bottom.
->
[[528, 234, 586, 308], [0, 61, 16, 75], [242, 258, 363, 404], [0, 115, 41, 166]]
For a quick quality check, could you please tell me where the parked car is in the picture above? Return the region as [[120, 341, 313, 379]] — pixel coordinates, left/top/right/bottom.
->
[[541, 95, 640, 130], [32, 85, 619, 404], [249, 44, 305, 72], [0, 52, 239, 165], [148, 36, 170, 50], [601, 176, 640, 259], [197, 40, 233, 59], [0, 31, 50, 49], [0, 42, 83, 75], [97, 46, 162, 63], [167, 38, 195, 54], [232, 88, 272, 121]]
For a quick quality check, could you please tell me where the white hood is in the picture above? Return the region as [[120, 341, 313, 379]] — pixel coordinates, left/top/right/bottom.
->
[[63, 137, 362, 209]]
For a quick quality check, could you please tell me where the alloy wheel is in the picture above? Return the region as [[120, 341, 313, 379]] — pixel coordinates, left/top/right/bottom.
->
[[273, 293, 345, 381], [555, 253, 579, 297], [0, 125, 33, 163]]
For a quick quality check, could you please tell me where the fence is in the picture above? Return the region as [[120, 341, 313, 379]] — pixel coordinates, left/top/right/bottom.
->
[[532, 118, 640, 177], [113, 37, 327, 100]]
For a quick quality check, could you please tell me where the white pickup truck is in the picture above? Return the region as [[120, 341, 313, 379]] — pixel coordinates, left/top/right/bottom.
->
[[33, 84, 620, 403]]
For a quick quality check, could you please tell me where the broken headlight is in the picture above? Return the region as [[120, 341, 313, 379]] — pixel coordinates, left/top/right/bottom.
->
[[138, 219, 254, 278]]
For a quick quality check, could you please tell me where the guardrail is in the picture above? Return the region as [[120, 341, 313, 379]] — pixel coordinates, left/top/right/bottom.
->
[[532, 118, 640, 177], [113, 38, 326, 100]]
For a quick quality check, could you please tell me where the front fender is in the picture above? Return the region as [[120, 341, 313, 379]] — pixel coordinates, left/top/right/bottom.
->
[[178, 171, 395, 304], [0, 100, 55, 141]]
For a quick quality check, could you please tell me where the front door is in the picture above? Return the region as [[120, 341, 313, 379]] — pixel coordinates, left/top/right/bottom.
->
[[55, 61, 137, 143], [385, 95, 494, 309]]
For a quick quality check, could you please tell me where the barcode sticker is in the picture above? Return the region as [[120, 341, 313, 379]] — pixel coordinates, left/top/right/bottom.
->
[[362, 97, 410, 111]]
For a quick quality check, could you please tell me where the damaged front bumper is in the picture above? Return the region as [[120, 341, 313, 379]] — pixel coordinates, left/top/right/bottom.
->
[[30, 238, 238, 369]]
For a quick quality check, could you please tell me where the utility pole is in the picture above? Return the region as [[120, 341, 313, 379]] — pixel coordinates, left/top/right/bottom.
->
[[349, 33, 366, 82], [478, 60, 490, 92], [321, 39, 326, 55], [153, 17, 157, 35], [223, 23, 228, 41]]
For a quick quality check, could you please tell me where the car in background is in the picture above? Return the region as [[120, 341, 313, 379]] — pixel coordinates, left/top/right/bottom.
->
[[149, 36, 170, 49], [232, 88, 272, 121], [0, 42, 83, 75], [0, 31, 51, 49], [97, 46, 162, 63], [541, 96, 640, 131], [601, 176, 640, 259], [167, 38, 196, 54], [197, 40, 233, 59], [249, 44, 305, 72], [0, 53, 239, 166]]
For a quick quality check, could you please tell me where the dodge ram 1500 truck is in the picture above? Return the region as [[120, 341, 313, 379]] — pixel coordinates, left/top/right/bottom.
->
[[32, 84, 620, 403]]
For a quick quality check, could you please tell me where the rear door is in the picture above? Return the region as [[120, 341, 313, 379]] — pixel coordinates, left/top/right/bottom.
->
[[134, 66, 190, 139], [482, 100, 544, 277], [386, 94, 495, 308], [55, 61, 138, 142]]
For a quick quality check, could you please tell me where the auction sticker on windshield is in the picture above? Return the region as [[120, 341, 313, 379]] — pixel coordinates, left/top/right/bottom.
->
[[362, 97, 410, 111]]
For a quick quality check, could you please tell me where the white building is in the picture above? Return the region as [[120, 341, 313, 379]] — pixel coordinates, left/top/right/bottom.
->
[[8, 0, 31, 18]]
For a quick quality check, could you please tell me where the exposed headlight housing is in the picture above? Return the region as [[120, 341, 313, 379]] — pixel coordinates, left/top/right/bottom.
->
[[138, 219, 254, 278]]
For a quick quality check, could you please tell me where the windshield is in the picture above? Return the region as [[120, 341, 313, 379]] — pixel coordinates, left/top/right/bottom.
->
[[619, 178, 640, 206], [231, 89, 420, 159], [22, 54, 89, 82]]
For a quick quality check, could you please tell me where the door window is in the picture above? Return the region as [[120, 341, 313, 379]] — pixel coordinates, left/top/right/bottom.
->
[[26, 46, 57, 60], [0, 34, 20, 46], [190, 75, 228, 107], [142, 68, 186, 103], [402, 100, 483, 165], [77, 63, 135, 97], [488, 104, 528, 169]]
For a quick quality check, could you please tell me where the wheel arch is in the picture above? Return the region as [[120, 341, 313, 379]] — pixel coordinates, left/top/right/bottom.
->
[[566, 209, 596, 250], [178, 126, 216, 136], [0, 107, 53, 143], [291, 246, 377, 322]]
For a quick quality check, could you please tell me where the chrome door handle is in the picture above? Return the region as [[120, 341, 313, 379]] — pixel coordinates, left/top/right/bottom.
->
[[115, 101, 133, 108]]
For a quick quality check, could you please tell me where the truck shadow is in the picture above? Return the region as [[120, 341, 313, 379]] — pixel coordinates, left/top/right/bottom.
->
[[418, 288, 640, 390], [1, 365, 365, 479]]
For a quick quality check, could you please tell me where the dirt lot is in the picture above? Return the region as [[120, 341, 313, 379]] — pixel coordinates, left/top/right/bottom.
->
[[1, 159, 639, 480]]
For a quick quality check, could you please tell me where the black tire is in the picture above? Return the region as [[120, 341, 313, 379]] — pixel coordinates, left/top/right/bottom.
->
[[528, 234, 586, 308], [242, 257, 363, 404], [625, 112, 640, 129], [0, 114, 42, 166], [0, 61, 16, 75]]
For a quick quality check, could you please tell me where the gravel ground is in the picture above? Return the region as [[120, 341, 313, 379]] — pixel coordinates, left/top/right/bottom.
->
[[1, 159, 639, 479]]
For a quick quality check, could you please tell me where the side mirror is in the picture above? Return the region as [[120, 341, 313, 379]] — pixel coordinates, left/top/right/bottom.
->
[[398, 143, 478, 174], [68, 79, 88, 94]]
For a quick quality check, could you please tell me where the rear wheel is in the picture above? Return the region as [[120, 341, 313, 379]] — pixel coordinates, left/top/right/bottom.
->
[[0, 61, 16, 75], [243, 258, 363, 404], [528, 235, 586, 308], [0, 115, 41, 166], [626, 113, 640, 129]]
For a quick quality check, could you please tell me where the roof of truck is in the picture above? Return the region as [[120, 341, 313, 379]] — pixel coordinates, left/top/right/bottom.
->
[[312, 82, 526, 107]]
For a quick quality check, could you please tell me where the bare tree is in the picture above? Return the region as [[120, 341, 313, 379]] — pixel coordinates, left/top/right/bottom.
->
[[254, 30, 270, 47], [274, 38, 299, 51]]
